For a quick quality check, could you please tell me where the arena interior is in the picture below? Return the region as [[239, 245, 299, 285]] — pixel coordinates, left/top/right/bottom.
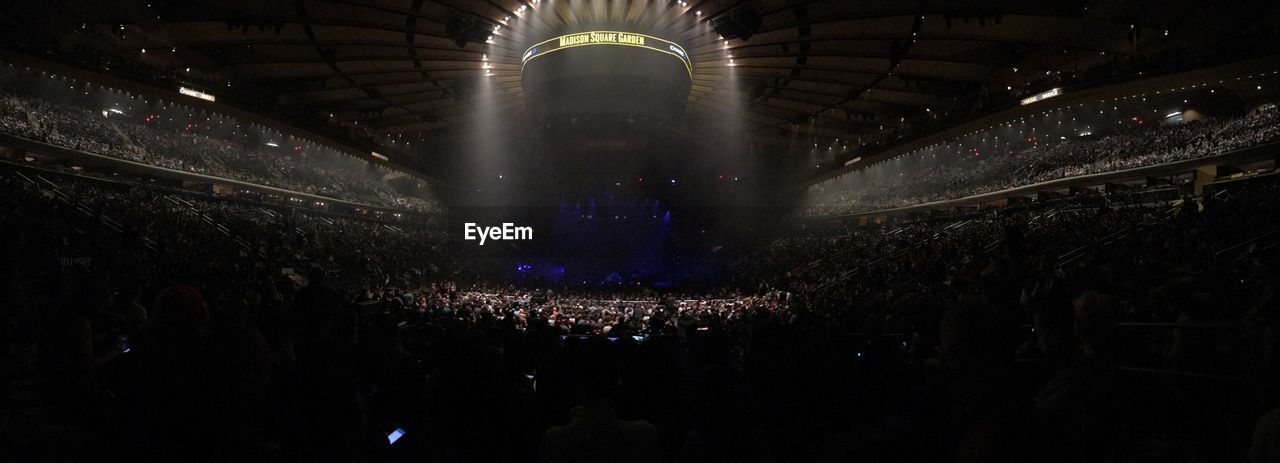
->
[[3, 0, 1280, 462]]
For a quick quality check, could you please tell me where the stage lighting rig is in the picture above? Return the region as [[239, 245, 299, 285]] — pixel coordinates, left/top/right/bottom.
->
[[711, 4, 762, 41], [446, 10, 493, 48]]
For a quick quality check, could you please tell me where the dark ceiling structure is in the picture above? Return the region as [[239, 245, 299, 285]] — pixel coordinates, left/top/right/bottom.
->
[[2, 0, 1278, 181]]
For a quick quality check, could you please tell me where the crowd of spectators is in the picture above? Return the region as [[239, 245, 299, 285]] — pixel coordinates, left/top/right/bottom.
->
[[0, 90, 441, 213], [365, 284, 788, 337], [1, 156, 1279, 462], [803, 106, 1280, 216]]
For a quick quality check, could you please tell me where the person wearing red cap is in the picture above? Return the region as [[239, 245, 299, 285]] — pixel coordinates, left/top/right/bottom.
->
[[155, 284, 209, 333]]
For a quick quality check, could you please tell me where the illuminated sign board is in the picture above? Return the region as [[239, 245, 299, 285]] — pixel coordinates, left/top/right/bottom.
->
[[522, 31, 692, 78], [178, 86, 216, 102], [1019, 87, 1062, 106]]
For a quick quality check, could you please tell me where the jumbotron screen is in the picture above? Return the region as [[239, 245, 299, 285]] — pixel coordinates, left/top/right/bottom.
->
[[521, 31, 692, 79], [519, 30, 692, 122]]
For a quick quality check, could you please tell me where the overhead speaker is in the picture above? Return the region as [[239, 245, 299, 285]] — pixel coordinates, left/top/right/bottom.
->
[[711, 4, 762, 41], [445, 9, 493, 48]]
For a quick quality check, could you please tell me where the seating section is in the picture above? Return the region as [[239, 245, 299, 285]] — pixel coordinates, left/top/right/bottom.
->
[[803, 106, 1280, 215], [0, 90, 440, 213], [2, 162, 1277, 461]]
